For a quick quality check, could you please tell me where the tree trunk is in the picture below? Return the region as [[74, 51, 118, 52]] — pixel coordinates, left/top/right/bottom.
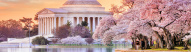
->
[[143, 36, 150, 49], [166, 42, 171, 49], [183, 40, 189, 50], [169, 36, 174, 49], [147, 22, 163, 48], [132, 38, 136, 49], [150, 37, 152, 46], [154, 31, 164, 48], [144, 39, 149, 49], [158, 39, 164, 48], [163, 28, 174, 50], [165, 35, 174, 50], [156, 40, 159, 48]]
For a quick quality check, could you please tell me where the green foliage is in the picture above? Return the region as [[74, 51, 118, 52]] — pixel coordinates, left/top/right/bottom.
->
[[106, 42, 113, 46], [81, 21, 88, 26], [66, 20, 72, 26], [91, 32, 94, 35], [33, 48, 48, 52], [32, 36, 49, 45], [189, 39, 191, 45]]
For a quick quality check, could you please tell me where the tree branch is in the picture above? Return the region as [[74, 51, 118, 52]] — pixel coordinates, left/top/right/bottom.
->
[[164, 19, 176, 28]]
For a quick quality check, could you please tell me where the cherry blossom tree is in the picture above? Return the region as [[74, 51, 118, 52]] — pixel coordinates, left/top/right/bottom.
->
[[116, 0, 191, 49], [71, 25, 91, 38], [93, 0, 146, 45], [139, 0, 191, 49], [53, 25, 71, 38], [85, 38, 94, 44], [60, 36, 88, 44], [92, 16, 116, 40], [94, 0, 191, 49], [110, 0, 134, 19]]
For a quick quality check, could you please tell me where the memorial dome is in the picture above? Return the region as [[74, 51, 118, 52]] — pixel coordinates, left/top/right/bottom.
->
[[63, 0, 101, 5]]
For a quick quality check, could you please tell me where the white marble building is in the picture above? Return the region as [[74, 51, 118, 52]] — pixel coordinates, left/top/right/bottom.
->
[[37, 0, 112, 35]]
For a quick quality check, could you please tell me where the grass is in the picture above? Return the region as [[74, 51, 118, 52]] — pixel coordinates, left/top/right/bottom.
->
[[147, 47, 182, 51], [138, 46, 190, 51], [115, 46, 191, 52]]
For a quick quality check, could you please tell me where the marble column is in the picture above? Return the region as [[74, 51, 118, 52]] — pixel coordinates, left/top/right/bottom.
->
[[42, 18, 44, 35], [77, 17, 79, 25], [38, 18, 40, 35], [93, 17, 95, 32], [58, 17, 61, 27], [88, 17, 91, 30], [40, 18, 42, 35], [49, 17, 52, 35], [49, 18, 51, 34], [63, 17, 65, 25], [51, 17, 54, 34], [48, 18, 50, 34], [64, 17, 67, 24], [43, 18, 45, 35], [82, 17, 85, 21], [46, 17, 49, 35], [54, 17, 56, 29], [44, 17, 47, 35], [98, 17, 100, 25], [71, 17, 75, 26]]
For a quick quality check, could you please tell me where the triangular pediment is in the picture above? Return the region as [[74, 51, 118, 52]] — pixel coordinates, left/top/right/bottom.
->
[[37, 8, 55, 14]]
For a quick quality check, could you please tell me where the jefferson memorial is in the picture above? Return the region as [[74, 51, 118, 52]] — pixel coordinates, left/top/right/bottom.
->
[[37, 0, 112, 35]]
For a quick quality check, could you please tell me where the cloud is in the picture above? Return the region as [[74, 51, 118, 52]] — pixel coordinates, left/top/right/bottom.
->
[[0, 0, 30, 4], [0, 0, 65, 20], [29, 0, 43, 3], [6, 0, 19, 2], [0, 0, 45, 10], [0, 0, 121, 21], [0, 2, 8, 6]]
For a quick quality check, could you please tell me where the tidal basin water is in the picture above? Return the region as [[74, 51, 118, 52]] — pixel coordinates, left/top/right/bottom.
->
[[0, 48, 116, 52]]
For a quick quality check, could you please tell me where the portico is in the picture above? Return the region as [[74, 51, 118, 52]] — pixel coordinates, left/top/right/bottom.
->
[[37, 0, 111, 35]]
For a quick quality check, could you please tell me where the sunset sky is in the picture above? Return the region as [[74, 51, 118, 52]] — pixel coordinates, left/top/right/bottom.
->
[[0, 0, 121, 21]]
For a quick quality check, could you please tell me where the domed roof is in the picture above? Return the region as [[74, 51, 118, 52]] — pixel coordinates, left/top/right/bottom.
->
[[64, 0, 101, 5]]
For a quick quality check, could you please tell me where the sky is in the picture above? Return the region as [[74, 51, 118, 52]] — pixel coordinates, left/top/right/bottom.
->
[[0, 0, 122, 21]]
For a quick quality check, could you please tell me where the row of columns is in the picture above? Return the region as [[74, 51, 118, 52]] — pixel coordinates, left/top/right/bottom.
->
[[38, 17, 67, 35], [75, 17, 101, 32], [38, 17, 102, 35]]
